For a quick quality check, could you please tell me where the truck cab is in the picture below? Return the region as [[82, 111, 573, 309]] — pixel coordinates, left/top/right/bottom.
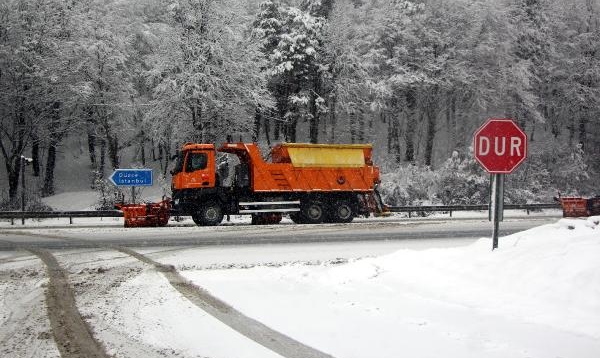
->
[[171, 143, 251, 226], [171, 143, 217, 190], [171, 143, 223, 225]]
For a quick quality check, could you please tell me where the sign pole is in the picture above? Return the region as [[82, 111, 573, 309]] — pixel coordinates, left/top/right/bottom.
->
[[490, 173, 504, 250], [21, 156, 25, 225]]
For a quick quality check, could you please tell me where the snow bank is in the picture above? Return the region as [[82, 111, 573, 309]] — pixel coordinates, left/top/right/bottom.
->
[[317, 215, 600, 337]]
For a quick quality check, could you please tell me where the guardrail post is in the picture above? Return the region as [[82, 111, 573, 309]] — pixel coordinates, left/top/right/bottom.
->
[[11, 217, 14, 225], [69, 216, 73, 225], [449, 210, 453, 217]]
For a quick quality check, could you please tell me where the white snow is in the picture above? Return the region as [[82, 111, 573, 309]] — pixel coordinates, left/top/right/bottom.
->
[[85, 266, 285, 358], [1, 216, 598, 357], [175, 216, 600, 358]]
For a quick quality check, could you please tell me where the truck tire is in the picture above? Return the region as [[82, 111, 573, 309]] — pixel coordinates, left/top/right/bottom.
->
[[330, 200, 354, 223], [192, 202, 224, 226], [300, 200, 325, 224]]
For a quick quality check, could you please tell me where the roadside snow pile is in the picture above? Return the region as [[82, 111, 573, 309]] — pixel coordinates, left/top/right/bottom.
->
[[186, 216, 600, 358], [335, 215, 600, 338]]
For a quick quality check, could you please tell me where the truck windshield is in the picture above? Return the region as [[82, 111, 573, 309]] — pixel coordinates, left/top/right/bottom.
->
[[185, 152, 208, 172]]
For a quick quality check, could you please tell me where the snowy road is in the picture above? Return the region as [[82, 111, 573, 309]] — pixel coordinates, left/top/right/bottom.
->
[[0, 215, 559, 249]]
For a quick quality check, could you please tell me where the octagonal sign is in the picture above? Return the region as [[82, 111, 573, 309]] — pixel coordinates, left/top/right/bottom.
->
[[473, 118, 527, 174]]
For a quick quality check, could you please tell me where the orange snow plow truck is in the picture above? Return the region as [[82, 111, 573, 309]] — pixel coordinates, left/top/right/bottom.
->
[[171, 142, 387, 226]]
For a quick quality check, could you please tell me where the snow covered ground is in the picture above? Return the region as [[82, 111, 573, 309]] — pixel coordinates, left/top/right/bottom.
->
[[1, 216, 599, 358], [168, 216, 600, 358]]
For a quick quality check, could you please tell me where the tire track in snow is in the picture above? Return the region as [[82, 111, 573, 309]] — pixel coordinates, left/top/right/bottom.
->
[[0, 239, 111, 358], [2, 232, 336, 358], [117, 246, 335, 358]]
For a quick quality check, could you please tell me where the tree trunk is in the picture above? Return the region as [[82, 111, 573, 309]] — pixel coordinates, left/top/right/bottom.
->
[[390, 113, 394, 154], [578, 116, 587, 150], [253, 108, 261, 142], [42, 140, 57, 197], [349, 110, 356, 144], [7, 157, 20, 202], [392, 114, 402, 164], [273, 118, 281, 141], [31, 134, 40, 177], [404, 90, 417, 163], [286, 114, 298, 142], [86, 107, 97, 167], [328, 93, 337, 142], [357, 110, 365, 142], [104, 131, 119, 170], [162, 143, 171, 176], [309, 108, 319, 144], [309, 78, 320, 144], [99, 138, 106, 179], [424, 89, 438, 167], [424, 109, 436, 167], [191, 104, 203, 142], [151, 138, 157, 161], [446, 91, 457, 152], [387, 108, 403, 164], [264, 111, 271, 146], [140, 137, 146, 166], [87, 128, 96, 167]]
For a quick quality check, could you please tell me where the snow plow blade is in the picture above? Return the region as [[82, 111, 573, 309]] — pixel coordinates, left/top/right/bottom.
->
[[115, 199, 171, 227]]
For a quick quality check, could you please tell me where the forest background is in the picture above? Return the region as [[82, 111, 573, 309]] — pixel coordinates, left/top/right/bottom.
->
[[1, 0, 599, 210]]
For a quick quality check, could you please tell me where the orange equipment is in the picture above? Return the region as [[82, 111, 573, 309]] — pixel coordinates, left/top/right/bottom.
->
[[559, 197, 600, 218], [171, 142, 386, 226], [116, 199, 171, 227]]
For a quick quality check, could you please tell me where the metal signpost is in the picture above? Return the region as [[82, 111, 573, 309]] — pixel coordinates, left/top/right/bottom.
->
[[109, 169, 153, 204], [20, 156, 33, 225], [474, 118, 527, 250]]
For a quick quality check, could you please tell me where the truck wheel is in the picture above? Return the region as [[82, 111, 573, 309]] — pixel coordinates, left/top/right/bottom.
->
[[330, 200, 354, 223], [301, 200, 325, 224], [192, 202, 224, 226]]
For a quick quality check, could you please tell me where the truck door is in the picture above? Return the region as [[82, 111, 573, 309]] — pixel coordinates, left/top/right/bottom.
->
[[176, 150, 216, 189]]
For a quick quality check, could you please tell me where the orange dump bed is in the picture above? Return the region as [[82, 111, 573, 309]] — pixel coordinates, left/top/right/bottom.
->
[[219, 143, 380, 193]]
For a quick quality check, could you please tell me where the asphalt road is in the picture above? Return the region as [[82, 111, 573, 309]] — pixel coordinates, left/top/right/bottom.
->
[[0, 216, 561, 250]]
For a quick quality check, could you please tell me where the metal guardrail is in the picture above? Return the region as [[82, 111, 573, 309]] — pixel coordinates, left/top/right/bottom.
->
[[0, 210, 123, 225], [0, 203, 561, 225], [387, 203, 562, 217]]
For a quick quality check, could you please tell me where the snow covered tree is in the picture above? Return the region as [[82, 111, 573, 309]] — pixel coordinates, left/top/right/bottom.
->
[[0, 0, 78, 199], [68, 0, 136, 175], [147, 0, 272, 146], [254, 0, 327, 142]]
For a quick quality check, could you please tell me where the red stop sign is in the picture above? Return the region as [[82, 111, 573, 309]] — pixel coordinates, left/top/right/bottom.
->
[[473, 118, 527, 173]]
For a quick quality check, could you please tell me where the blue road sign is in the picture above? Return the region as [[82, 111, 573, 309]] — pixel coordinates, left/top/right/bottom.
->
[[109, 169, 153, 186]]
